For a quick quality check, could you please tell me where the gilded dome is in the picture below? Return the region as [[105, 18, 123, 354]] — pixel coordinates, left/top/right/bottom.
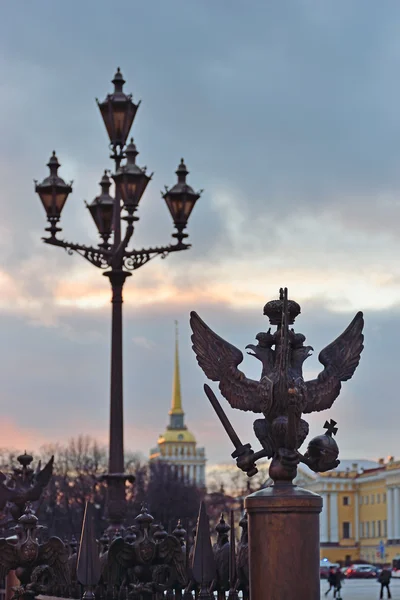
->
[[158, 429, 196, 444]]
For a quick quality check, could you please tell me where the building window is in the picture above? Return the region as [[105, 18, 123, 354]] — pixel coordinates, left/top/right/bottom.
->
[[360, 522, 364, 538], [377, 494, 381, 504], [378, 521, 382, 537], [384, 520, 387, 537], [366, 522, 370, 538], [372, 521, 376, 538], [371, 494, 375, 504], [365, 496, 369, 505], [383, 493, 387, 504], [343, 496, 350, 506], [343, 522, 351, 539], [360, 496, 363, 505]]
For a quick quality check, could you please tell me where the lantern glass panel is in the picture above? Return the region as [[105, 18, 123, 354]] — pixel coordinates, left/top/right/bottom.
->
[[183, 196, 196, 219], [38, 189, 69, 216], [89, 203, 114, 236], [100, 204, 114, 234], [99, 105, 113, 141], [113, 107, 126, 141], [55, 191, 69, 213], [38, 191, 53, 214], [165, 194, 196, 224], [117, 173, 149, 208], [119, 178, 137, 204], [99, 100, 136, 147]]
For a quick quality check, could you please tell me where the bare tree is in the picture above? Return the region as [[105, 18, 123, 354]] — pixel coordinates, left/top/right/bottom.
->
[[144, 462, 203, 531], [0, 438, 201, 539]]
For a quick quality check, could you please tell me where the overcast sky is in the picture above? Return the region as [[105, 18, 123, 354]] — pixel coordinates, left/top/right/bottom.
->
[[1, 1, 400, 467]]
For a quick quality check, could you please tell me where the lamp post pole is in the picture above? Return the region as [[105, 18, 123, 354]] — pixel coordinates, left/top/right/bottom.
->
[[35, 68, 202, 533]]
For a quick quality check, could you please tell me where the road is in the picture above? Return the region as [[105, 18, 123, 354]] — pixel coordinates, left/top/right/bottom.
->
[[320, 578, 400, 599]]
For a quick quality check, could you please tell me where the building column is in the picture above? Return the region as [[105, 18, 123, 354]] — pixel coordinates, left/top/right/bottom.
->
[[354, 493, 359, 542], [320, 492, 329, 543], [388, 487, 394, 540], [330, 492, 339, 543], [394, 487, 400, 539], [200, 464, 205, 485]]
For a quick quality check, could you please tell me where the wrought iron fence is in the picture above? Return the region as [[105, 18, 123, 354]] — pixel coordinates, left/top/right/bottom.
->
[[0, 502, 248, 600]]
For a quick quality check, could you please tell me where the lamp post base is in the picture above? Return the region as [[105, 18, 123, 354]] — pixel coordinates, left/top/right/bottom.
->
[[100, 472, 135, 536], [245, 483, 322, 600]]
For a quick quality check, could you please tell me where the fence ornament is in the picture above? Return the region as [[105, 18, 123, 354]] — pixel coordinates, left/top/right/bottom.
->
[[210, 515, 230, 598], [105, 504, 187, 596], [0, 503, 70, 599], [77, 502, 101, 600], [191, 502, 215, 600], [0, 453, 54, 523], [234, 512, 248, 598], [3, 502, 246, 600], [227, 510, 238, 600]]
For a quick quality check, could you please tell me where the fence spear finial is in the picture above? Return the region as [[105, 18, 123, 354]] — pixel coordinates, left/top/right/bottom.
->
[[192, 501, 216, 599], [77, 502, 101, 600]]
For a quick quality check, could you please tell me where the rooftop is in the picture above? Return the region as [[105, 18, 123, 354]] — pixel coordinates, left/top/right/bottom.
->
[[158, 429, 196, 444]]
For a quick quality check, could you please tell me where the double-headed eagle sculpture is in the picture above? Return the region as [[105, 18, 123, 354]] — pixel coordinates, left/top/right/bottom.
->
[[0, 504, 70, 598], [0, 453, 54, 522], [190, 288, 364, 482], [103, 505, 187, 595]]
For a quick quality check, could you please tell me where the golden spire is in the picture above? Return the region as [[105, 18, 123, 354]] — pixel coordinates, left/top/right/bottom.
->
[[170, 321, 184, 415]]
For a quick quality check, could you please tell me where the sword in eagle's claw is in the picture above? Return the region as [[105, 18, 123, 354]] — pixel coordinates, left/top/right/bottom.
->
[[203, 384, 260, 477]]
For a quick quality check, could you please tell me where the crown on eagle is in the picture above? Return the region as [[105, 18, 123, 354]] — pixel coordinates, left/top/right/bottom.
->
[[263, 288, 301, 326]]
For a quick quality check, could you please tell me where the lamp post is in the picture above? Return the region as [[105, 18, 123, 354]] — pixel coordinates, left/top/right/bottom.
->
[[35, 68, 202, 533]]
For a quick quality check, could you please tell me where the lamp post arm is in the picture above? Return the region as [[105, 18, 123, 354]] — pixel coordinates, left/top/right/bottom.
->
[[122, 241, 190, 272], [111, 223, 134, 270], [42, 236, 112, 269]]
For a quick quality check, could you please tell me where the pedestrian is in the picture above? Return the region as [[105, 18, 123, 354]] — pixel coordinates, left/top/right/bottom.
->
[[333, 567, 343, 599], [378, 566, 392, 599], [325, 566, 336, 596]]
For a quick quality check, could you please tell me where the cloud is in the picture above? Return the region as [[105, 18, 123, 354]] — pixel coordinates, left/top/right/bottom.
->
[[0, 1, 400, 465], [132, 337, 156, 351]]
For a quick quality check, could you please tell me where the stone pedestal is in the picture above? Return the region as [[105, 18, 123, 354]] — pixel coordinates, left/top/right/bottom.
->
[[245, 483, 322, 600]]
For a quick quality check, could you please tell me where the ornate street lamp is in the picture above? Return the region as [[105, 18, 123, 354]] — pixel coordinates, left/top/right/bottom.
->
[[112, 139, 152, 214], [35, 152, 73, 237], [86, 171, 114, 247], [35, 68, 202, 534], [96, 67, 140, 151], [163, 159, 202, 245]]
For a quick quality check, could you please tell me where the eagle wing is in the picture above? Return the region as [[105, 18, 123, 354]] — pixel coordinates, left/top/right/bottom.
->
[[157, 535, 187, 585], [190, 311, 264, 413], [0, 474, 18, 511], [38, 536, 71, 586], [304, 311, 364, 414], [25, 456, 54, 502], [106, 538, 135, 587]]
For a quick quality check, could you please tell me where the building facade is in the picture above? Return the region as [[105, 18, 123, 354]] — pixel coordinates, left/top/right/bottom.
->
[[301, 458, 400, 565], [149, 324, 206, 486]]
